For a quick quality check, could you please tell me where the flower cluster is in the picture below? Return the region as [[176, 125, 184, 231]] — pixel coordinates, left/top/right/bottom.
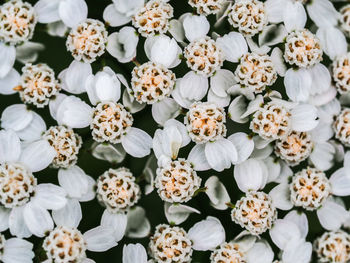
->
[[0, 0, 350, 262]]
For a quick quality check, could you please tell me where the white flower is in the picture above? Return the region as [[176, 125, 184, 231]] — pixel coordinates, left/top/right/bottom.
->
[[45, 205, 118, 263], [52, 67, 153, 158], [149, 216, 225, 262], [270, 165, 350, 231], [0, 129, 68, 238]]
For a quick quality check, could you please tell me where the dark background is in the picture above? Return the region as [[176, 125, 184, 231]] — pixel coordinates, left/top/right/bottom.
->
[[0, 0, 348, 262]]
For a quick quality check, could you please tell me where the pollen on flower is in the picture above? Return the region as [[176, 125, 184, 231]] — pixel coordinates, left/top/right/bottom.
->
[[210, 242, 246, 263], [96, 167, 141, 213], [333, 108, 350, 146], [185, 102, 226, 144], [15, 63, 60, 108], [250, 102, 291, 141], [332, 53, 350, 94], [0, 162, 36, 208], [43, 226, 87, 263], [0, 0, 36, 45], [228, 0, 267, 36], [315, 230, 350, 263], [184, 37, 224, 77], [284, 29, 323, 68], [235, 52, 277, 93], [132, 0, 173, 37], [231, 191, 277, 236], [149, 224, 193, 263], [290, 167, 331, 211], [155, 159, 201, 203], [91, 102, 133, 144], [188, 0, 225, 15], [340, 5, 350, 36], [66, 19, 107, 63], [131, 62, 176, 104], [275, 131, 313, 166], [43, 126, 82, 169]]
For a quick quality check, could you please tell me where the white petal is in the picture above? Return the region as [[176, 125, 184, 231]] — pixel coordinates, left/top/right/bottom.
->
[[171, 80, 195, 109], [234, 158, 268, 192], [269, 183, 293, 210], [150, 36, 181, 68], [205, 138, 237, 171], [58, 165, 90, 198], [107, 28, 139, 63], [126, 206, 151, 238], [284, 68, 312, 102], [93, 70, 121, 103], [92, 142, 126, 164], [216, 32, 247, 63], [227, 132, 254, 164], [228, 95, 249, 123], [246, 240, 274, 263], [1, 104, 33, 131], [317, 199, 348, 231], [123, 243, 147, 263], [78, 176, 96, 202], [269, 219, 301, 250], [9, 207, 31, 238], [283, 1, 307, 32], [23, 202, 54, 237], [2, 238, 34, 263], [34, 0, 61, 23], [84, 226, 117, 252], [122, 127, 152, 158], [103, 4, 131, 27], [16, 112, 46, 142], [122, 89, 146, 114], [0, 69, 20, 95], [0, 207, 9, 232], [265, 0, 284, 23], [259, 24, 287, 47], [183, 15, 209, 42], [152, 98, 180, 126], [188, 217, 225, 251], [58, 0, 88, 28], [60, 60, 92, 94], [207, 88, 230, 108], [164, 203, 200, 225], [32, 183, 67, 210], [0, 129, 21, 163], [49, 93, 67, 121], [179, 71, 208, 101], [169, 19, 185, 43], [0, 43, 15, 78], [19, 140, 56, 172], [47, 21, 68, 37], [210, 69, 235, 97], [284, 210, 308, 239], [101, 210, 127, 242], [188, 144, 211, 171], [205, 176, 230, 210], [306, 0, 339, 28], [56, 96, 92, 128], [282, 241, 312, 263], [308, 63, 331, 95], [309, 142, 335, 171], [52, 198, 82, 228], [16, 42, 44, 64], [316, 27, 347, 60], [330, 168, 350, 196], [291, 103, 318, 131], [271, 47, 287, 77]]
